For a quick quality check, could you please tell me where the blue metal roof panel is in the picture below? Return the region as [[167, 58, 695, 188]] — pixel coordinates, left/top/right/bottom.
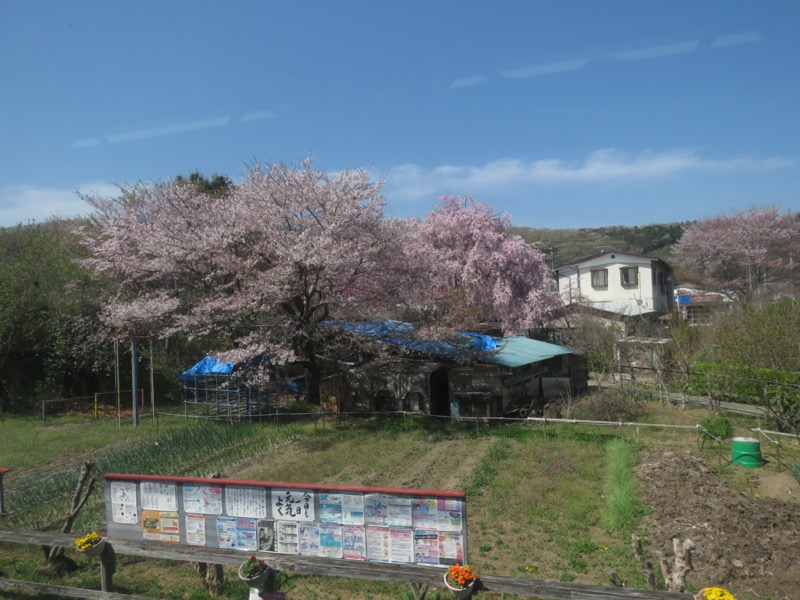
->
[[486, 337, 573, 368]]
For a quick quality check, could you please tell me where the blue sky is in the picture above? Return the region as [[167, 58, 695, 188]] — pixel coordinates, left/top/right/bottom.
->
[[1, 0, 798, 229]]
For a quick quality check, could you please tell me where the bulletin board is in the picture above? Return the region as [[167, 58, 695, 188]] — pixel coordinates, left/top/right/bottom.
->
[[102, 473, 468, 566]]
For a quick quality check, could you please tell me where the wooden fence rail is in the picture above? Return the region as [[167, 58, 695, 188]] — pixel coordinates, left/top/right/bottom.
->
[[0, 528, 692, 599]]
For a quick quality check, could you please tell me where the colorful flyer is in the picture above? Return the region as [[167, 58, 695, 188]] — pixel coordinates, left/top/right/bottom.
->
[[437, 498, 463, 531], [364, 493, 388, 526], [389, 527, 414, 563], [365, 526, 390, 562], [319, 493, 343, 524], [341, 493, 365, 525], [411, 498, 437, 529], [413, 529, 439, 564], [183, 483, 223, 515], [319, 523, 343, 558], [342, 526, 366, 560], [142, 509, 180, 543], [298, 524, 321, 556], [216, 516, 237, 549], [185, 513, 207, 546], [216, 516, 257, 551], [438, 531, 464, 565]]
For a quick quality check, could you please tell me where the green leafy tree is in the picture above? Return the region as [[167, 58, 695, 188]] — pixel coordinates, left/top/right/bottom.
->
[[0, 221, 106, 412]]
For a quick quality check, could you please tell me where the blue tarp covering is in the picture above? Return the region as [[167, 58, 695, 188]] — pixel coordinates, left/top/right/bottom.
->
[[179, 355, 235, 381], [328, 319, 498, 355]]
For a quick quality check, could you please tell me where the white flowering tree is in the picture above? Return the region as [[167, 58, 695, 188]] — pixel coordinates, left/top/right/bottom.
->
[[407, 195, 560, 335], [671, 205, 800, 302], [77, 160, 414, 403]]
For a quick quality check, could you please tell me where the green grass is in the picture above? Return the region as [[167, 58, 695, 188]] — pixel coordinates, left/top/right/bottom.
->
[[602, 438, 645, 537], [0, 404, 782, 599]]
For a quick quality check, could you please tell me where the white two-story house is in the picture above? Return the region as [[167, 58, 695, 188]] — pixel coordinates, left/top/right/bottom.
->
[[555, 251, 674, 318]]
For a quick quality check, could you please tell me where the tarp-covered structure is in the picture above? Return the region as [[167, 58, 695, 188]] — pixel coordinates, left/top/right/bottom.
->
[[179, 354, 301, 422], [326, 320, 586, 419]]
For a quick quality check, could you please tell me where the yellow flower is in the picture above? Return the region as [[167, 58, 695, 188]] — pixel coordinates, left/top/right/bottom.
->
[[703, 587, 735, 600], [74, 531, 101, 551]]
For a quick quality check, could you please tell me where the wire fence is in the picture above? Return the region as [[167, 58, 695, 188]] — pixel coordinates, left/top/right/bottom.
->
[[40, 389, 146, 424]]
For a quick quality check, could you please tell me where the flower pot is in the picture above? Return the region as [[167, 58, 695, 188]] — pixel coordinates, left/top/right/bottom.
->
[[443, 572, 475, 598], [81, 537, 106, 558], [238, 563, 270, 588]]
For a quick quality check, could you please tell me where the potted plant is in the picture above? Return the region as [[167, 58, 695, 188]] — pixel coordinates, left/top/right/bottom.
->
[[74, 531, 106, 557], [694, 587, 735, 600], [238, 554, 270, 587], [443, 563, 477, 598]]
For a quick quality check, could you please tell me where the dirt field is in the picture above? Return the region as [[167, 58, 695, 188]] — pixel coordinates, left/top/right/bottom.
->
[[636, 450, 800, 600]]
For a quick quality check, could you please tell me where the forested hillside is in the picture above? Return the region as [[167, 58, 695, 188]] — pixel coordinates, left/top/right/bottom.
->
[[511, 222, 686, 267]]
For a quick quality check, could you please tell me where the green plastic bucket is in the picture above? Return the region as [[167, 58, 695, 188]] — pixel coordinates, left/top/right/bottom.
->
[[731, 437, 764, 468]]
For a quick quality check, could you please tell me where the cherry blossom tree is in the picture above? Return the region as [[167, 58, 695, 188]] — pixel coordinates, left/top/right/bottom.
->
[[77, 160, 413, 403], [407, 195, 560, 334], [671, 206, 800, 302]]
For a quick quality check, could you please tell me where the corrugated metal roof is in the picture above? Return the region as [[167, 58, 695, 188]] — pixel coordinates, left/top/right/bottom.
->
[[486, 337, 573, 368]]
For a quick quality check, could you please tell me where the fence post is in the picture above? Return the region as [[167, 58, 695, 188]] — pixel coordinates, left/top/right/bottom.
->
[[99, 543, 116, 592]]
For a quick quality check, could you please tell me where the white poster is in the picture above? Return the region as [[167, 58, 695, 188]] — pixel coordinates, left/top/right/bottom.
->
[[390, 528, 414, 564], [110, 481, 138, 524], [386, 495, 412, 527], [140, 481, 177, 511], [341, 493, 365, 525], [365, 526, 390, 562], [271, 488, 315, 522], [364, 493, 388, 526], [225, 486, 267, 518], [276, 521, 299, 554]]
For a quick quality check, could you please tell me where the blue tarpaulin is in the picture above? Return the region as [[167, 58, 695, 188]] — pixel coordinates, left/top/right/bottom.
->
[[327, 319, 498, 357], [178, 355, 235, 381]]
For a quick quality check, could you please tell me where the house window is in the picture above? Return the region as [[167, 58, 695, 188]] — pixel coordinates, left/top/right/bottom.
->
[[590, 269, 608, 287], [620, 267, 639, 286]]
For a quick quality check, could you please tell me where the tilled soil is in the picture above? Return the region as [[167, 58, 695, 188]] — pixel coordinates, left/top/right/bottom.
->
[[636, 450, 800, 600]]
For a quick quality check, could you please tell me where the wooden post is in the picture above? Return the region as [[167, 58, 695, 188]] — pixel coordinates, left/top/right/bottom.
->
[[99, 543, 116, 592]]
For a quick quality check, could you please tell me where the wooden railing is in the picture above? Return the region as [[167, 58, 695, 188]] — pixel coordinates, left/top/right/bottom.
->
[[0, 528, 691, 599]]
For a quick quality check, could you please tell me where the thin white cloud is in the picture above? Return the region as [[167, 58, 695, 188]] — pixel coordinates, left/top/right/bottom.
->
[[496, 32, 759, 83], [107, 116, 231, 143], [449, 75, 489, 90], [383, 150, 795, 201], [711, 32, 763, 49], [502, 59, 588, 79], [240, 110, 276, 123], [0, 181, 118, 227], [609, 41, 699, 62], [71, 138, 101, 149]]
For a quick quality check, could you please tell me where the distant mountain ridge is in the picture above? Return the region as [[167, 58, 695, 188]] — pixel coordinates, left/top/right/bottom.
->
[[511, 222, 686, 268]]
